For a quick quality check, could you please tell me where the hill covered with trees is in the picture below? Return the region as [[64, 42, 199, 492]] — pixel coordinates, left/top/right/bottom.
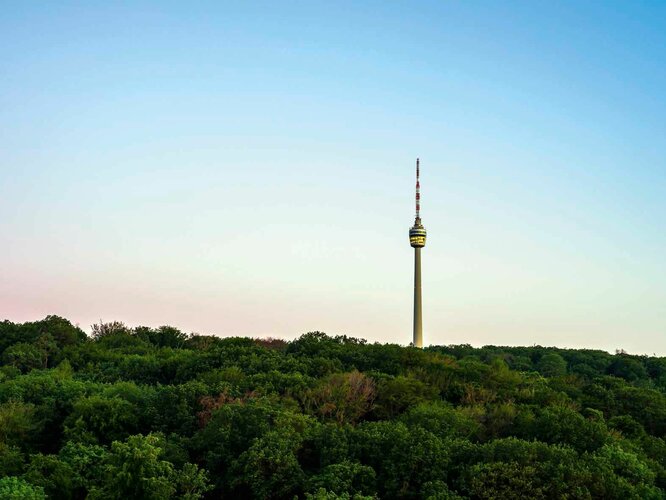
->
[[1, 316, 666, 499]]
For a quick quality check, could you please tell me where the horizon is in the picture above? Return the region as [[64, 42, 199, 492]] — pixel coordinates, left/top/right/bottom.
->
[[4, 314, 662, 359], [1, 2, 665, 355]]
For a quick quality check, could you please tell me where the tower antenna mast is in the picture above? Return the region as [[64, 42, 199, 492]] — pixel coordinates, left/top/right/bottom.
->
[[416, 158, 421, 221]]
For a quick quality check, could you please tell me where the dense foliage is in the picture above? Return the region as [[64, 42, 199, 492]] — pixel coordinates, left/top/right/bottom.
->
[[1, 316, 666, 499]]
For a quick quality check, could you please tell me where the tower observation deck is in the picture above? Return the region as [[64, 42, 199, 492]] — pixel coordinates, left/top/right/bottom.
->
[[409, 158, 426, 347]]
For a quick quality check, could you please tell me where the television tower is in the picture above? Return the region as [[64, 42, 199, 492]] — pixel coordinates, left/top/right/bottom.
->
[[409, 158, 427, 347]]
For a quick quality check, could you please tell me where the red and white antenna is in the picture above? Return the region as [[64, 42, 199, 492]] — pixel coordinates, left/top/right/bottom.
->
[[415, 158, 421, 221]]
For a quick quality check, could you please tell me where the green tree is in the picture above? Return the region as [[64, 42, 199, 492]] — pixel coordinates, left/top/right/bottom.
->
[[306, 460, 376, 497], [23, 454, 75, 500], [57, 441, 108, 497], [0, 443, 24, 477], [134, 326, 188, 348], [0, 476, 45, 499], [90, 433, 210, 500], [1, 343, 44, 373], [466, 461, 546, 499], [305, 489, 375, 500], [36, 316, 86, 348], [421, 480, 463, 499], [63, 396, 139, 444], [608, 356, 648, 382], [192, 397, 276, 486], [537, 353, 567, 378], [0, 400, 38, 448], [231, 429, 306, 499], [529, 405, 609, 452], [90, 321, 131, 340], [34, 334, 59, 368], [400, 402, 480, 440], [372, 375, 438, 420], [586, 444, 661, 499], [351, 422, 450, 498]]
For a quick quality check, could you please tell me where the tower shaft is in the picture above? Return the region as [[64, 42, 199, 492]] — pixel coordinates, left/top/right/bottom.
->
[[413, 247, 423, 348]]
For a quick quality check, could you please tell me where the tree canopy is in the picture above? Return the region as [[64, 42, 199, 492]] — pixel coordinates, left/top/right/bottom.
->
[[1, 316, 665, 498]]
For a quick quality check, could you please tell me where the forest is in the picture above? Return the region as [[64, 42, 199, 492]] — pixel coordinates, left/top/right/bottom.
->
[[1, 315, 665, 499]]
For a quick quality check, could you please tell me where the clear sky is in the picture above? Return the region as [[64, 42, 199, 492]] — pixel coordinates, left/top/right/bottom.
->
[[1, 1, 665, 354]]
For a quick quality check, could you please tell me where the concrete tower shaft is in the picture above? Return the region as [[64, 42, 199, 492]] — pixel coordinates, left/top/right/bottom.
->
[[413, 247, 423, 348], [409, 158, 426, 347]]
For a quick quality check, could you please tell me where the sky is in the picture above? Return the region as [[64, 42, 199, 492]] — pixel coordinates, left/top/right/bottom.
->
[[1, 1, 665, 354]]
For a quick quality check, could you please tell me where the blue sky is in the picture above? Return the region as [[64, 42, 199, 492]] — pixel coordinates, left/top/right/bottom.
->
[[1, 1, 665, 353]]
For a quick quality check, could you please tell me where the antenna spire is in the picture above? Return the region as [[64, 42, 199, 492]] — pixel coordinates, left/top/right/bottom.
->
[[415, 158, 421, 221]]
